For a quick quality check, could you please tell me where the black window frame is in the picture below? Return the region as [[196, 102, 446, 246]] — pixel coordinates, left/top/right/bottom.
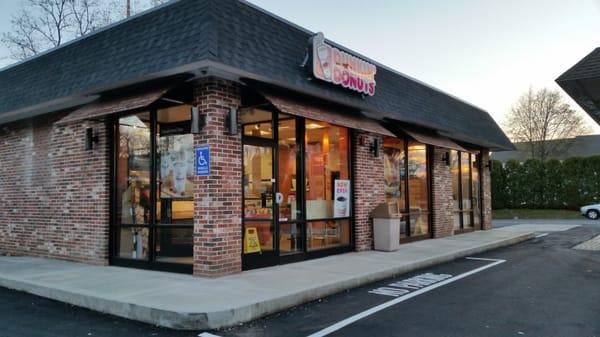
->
[[240, 109, 354, 270], [452, 150, 484, 233], [109, 102, 195, 274], [383, 138, 433, 242]]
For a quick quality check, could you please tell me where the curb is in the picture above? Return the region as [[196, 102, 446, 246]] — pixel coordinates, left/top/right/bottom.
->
[[0, 231, 535, 330]]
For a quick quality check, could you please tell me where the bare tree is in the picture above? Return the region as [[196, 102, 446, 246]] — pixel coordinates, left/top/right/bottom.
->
[[1, 0, 169, 61], [505, 87, 590, 162], [70, 0, 113, 37]]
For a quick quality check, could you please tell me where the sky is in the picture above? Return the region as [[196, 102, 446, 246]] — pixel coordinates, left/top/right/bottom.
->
[[1, 0, 599, 134]]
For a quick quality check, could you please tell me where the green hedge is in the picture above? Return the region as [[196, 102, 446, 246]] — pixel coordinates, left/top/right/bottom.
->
[[491, 156, 600, 210]]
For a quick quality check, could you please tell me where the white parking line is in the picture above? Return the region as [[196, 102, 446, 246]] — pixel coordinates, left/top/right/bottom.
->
[[535, 233, 549, 238], [306, 257, 506, 337]]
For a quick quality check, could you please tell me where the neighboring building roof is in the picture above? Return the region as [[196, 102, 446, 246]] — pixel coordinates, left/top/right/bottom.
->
[[491, 134, 600, 162], [0, 0, 514, 150], [557, 47, 600, 82], [556, 47, 600, 125]]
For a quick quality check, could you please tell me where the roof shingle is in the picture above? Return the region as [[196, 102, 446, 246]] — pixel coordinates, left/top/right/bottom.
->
[[0, 0, 513, 150]]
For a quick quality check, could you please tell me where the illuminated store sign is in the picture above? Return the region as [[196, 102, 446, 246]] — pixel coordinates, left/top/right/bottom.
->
[[311, 32, 377, 96]]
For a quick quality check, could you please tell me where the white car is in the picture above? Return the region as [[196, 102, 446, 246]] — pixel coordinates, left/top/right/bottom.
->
[[581, 204, 600, 220]]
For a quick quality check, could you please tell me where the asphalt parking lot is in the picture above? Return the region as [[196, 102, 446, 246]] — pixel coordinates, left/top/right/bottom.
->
[[1, 224, 599, 337]]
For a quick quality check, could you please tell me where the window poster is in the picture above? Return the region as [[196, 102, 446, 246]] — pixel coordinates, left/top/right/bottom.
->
[[159, 125, 194, 198], [333, 180, 350, 218]]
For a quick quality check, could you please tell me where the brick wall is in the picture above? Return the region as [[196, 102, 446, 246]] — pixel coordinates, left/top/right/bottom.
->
[[481, 149, 492, 230], [431, 147, 454, 238], [192, 78, 243, 277], [0, 114, 110, 264], [353, 131, 385, 251]]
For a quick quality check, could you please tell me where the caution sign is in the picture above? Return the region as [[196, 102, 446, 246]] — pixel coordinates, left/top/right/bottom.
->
[[244, 227, 261, 254]]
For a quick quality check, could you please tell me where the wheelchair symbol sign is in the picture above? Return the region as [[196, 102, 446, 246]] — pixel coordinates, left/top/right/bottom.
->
[[195, 146, 210, 176]]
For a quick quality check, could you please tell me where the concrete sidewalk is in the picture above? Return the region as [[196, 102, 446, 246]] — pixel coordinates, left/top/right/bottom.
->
[[0, 228, 534, 330]]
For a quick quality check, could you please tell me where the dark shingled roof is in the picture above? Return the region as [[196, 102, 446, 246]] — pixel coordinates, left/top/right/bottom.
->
[[556, 48, 600, 125], [0, 0, 513, 150], [557, 47, 600, 82]]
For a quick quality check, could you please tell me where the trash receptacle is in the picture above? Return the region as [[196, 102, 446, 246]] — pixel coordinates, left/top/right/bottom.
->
[[371, 203, 402, 252]]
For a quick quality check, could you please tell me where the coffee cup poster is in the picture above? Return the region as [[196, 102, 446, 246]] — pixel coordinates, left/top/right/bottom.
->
[[158, 134, 194, 198], [334, 180, 351, 218]]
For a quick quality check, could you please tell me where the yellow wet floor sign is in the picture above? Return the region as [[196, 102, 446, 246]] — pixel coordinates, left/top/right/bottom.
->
[[244, 227, 261, 254]]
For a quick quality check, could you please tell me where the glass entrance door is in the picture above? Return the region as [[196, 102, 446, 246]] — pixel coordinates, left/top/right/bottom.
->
[[277, 116, 304, 257], [241, 113, 305, 269], [112, 106, 194, 274], [242, 143, 277, 268], [240, 107, 352, 270]]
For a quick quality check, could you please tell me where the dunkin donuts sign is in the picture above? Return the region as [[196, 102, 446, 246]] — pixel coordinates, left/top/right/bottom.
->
[[311, 32, 377, 96]]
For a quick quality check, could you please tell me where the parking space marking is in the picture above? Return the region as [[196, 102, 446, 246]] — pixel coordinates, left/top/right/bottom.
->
[[306, 257, 506, 337], [368, 272, 453, 297], [535, 233, 549, 238]]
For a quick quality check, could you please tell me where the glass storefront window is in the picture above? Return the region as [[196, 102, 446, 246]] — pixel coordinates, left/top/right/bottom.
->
[[278, 116, 299, 221], [118, 227, 149, 260], [280, 222, 302, 255], [461, 152, 473, 228], [243, 143, 275, 254], [383, 137, 431, 239], [241, 108, 273, 139], [243, 145, 273, 220], [383, 138, 407, 212], [305, 120, 350, 220], [307, 219, 350, 251], [155, 227, 193, 264], [452, 150, 482, 231], [114, 107, 193, 267], [472, 155, 481, 227], [240, 109, 352, 266], [451, 150, 461, 230], [156, 105, 194, 225], [407, 141, 429, 236], [243, 221, 274, 253], [116, 112, 151, 226]]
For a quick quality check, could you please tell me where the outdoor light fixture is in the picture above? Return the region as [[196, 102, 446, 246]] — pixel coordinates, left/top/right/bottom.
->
[[226, 107, 239, 135], [191, 106, 205, 134], [485, 160, 493, 171], [369, 137, 380, 157], [84, 127, 98, 151], [442, 151, 451, 166]]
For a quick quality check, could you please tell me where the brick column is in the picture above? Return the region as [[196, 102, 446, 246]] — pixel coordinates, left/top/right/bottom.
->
[[353, 131, 385, 251], [192, 78, 243, 277], [481, 149, 492, 230], [431, 147, 454, 238]]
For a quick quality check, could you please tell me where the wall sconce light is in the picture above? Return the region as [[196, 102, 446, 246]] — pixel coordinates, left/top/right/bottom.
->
[[85, 127, 98, 151], [226, 107, 239, 135], [485, 160, 493, 171], [442, 151, 450, 166], [369, 137, 380, 157], [191, 106, 205, 134]]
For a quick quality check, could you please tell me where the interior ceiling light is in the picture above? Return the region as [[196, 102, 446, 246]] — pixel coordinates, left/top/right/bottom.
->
[[306, 123, 325, 129]]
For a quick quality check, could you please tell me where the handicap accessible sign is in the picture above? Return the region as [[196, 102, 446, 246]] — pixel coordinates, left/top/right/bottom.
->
[[195, 145, 210, 176]]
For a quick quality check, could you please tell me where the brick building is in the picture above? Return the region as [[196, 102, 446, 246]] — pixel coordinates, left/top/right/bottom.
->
[[0, 0, 513, 276]]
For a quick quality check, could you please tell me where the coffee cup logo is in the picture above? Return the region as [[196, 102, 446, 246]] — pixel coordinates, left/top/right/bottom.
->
[[311, 32, 376, 96], [316, 44, 332, 80]]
